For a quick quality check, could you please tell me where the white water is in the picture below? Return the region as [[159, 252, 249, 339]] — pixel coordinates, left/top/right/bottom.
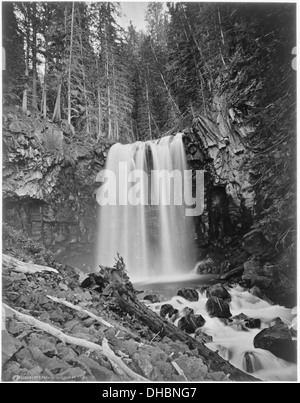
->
[[148, 284, 297, 381], [96, 134, 196, 279]]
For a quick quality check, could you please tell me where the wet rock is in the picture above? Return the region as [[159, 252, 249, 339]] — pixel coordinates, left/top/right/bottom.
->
[[243, 352, 263, 373], [143, 295, 160, 303], [182, 307, 194, 316], [231, 313, 261, 330], [194, 328, 213, 343], [206, 296, 232, 319], [242, 229, 272, 256], [177, 288, 199, 302], [178, 314, 206, 334], [160, 304, 178, 319], [245, 318, 261, 329], [254, 320, 297, 363], [173, 356, 208, 380], [206, 284, 231, 302], [194, 258, 216, 274]]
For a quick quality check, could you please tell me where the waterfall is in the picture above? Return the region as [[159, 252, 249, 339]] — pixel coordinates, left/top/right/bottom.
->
[[96, 133, 196, 280]]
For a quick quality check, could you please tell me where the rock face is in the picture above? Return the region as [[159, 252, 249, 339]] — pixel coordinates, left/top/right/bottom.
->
[[242, 229, 273, 257], [206, 296, 232, 319], [253, 318, 297, 363], [2, 108, 113, 269], [184, 94, 255, 247]]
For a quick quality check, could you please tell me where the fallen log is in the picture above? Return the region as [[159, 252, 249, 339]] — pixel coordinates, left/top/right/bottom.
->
[[3, 303, 148, 382], [47, 295, 113, 328], [94, 259, 259, 382], [113, 290, 259, 381], [2, 254, 59, 275]]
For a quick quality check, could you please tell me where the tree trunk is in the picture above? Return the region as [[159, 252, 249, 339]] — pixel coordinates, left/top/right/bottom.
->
[[145, 66, 152, 140], [52, 83, 61, 123], [105, 32, 112, 139], [112, 51, 119, 140], [22, 13, 30, 113], [79, 30, 90, 134], [96, 59, 102, 140], [31, 2, 38, 110], [67, 2, 75, 125], [149, 40, 181, 117]]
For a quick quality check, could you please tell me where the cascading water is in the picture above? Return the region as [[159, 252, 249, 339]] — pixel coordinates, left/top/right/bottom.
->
[[149, 285, 297, 381], [96, 133, 196, 280]]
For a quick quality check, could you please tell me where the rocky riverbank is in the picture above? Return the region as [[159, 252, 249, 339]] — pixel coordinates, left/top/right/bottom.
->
[[3, 253, 233, 382]]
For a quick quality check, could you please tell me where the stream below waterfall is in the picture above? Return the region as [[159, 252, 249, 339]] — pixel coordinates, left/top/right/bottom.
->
[[135, 277, 297, 382]]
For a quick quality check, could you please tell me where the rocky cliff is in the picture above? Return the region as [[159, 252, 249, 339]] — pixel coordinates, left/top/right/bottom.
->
[[2, 106, 113, 270], [2, 105, 295, 306]]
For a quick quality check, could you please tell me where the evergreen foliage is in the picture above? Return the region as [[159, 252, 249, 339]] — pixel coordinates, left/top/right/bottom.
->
[[2, 2, 296, 251]]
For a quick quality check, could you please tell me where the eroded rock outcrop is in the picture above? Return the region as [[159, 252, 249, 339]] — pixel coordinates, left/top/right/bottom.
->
[[2, 107, 113, 269]]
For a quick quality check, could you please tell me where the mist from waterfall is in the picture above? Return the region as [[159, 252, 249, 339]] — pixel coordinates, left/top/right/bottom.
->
[[96, 133, 196, 280]]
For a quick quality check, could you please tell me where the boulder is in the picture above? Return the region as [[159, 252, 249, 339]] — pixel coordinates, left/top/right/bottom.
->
[[253, 319, 297, 363], [194, 328, 213, 343], [245, 318, 261, 329], [206, 284, 231, 302], [206, 296, 232, 319], [182, 307, 194, 316], [178, 314, 206, 334], [243, 352, 263, 373], [177, 288, 199, 301], [231, 313, 261, 330], [160, 304, 178, 319]]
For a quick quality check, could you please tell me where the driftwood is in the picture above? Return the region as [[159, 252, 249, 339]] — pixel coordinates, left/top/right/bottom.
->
[[3, 303, 148, 382], [47, 295, 113, 328], [2, 254, 59, 275], [95, 263, 259, 382]]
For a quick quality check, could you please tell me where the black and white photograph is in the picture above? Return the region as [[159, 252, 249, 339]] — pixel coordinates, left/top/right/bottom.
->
[[1, 1, 297, 385]]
